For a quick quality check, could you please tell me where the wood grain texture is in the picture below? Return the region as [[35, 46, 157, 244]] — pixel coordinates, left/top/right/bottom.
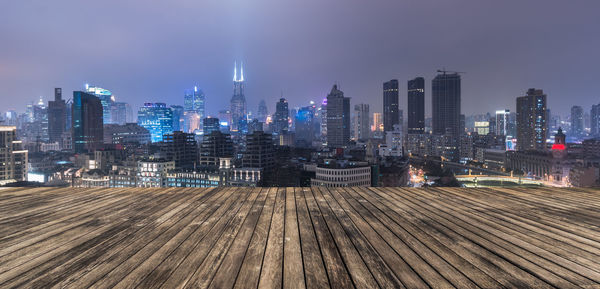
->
[[0, 187, 598, 289]]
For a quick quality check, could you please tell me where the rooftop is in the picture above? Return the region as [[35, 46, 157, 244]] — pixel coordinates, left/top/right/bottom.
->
[[0, 187, 599, 288]]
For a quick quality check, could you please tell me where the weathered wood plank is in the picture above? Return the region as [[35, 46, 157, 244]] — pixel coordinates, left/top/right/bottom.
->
[[282, 187, 306, 289], [0, 187, 598, 289], [233, 188, 278, 289]]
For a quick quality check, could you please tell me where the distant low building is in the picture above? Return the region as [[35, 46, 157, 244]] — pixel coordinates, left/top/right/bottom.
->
[[311, 159, 371, 187], [103, 123, 151, 144]]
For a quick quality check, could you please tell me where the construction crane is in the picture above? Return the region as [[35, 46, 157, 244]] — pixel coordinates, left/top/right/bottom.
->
[[437, 69, 466, 75]]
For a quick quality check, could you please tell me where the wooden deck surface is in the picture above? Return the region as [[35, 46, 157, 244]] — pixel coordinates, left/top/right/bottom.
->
[[1, 187, 600, 288]]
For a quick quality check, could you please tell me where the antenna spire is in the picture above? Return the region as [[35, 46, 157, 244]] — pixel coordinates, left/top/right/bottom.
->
[[234, 61, 237, 82], [240, 61, 244, 82]]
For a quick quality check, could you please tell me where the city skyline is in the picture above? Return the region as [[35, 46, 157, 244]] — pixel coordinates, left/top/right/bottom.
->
[[1, 1, 599, 117]]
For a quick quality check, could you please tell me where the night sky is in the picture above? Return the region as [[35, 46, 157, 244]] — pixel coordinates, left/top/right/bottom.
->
[[1, 0, 599, 117]]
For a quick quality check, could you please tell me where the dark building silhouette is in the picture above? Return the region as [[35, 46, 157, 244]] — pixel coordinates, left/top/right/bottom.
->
[[257, 99, 268, 123], [243, 131, 275, 171], [200, 131, 233, 166], [274, 98, 289, 135], [383, 80, 399, 132], [326, 85, 350, 147], [571, 105, 584, 137], [248, 119, 264, 134], [516, 88, 547, 151], [72, 91, 104, 153], [432, 72, 461, 136], [407, 77, 425, 134], [48, 88, 66, 144], [353, 104, 370, 140], [160, 131, 198, 169]]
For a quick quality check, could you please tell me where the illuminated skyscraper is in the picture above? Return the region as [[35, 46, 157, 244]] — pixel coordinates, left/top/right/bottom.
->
[[383, 80, 399, 132], [495, 109, 510, 136], [516, 88, 547, 151], [230, 62, 247, 132], [137, 103, 173, 143], [184, 86, 205, 118], [372, 112, 383, 132], [274, 98, 289, 135], [407, 77, 425, 134], [326, 84, 350, 147]]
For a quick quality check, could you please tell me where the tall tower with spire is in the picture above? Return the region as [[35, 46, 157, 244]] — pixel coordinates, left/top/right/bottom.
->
[[230, 61, 247, 132]]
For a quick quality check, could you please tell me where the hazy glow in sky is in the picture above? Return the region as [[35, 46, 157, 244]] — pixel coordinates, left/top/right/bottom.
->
[[1, 0, 599, 117]]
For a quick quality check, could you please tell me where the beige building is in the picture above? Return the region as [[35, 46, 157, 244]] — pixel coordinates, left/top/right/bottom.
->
[[0, 126, 28, 185]]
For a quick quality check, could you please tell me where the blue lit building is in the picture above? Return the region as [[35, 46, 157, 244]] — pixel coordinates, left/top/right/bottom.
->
[[171, 105, 184, 131], [137, 103, 174, 142], [295, 106, 315, 147]]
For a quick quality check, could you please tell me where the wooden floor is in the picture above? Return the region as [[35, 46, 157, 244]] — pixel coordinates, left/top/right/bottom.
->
[[0, 187, 600, 289]]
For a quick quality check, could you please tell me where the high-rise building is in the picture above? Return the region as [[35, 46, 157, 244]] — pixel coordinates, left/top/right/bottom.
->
[[0, 126, 28, 185], [516, 88, 547, 151], [353, 104, 370, 140], [432, 72, 461, 137], [591, 103, 600, 137], [203, 117, 220, 135], [372, 113, 383, 132], [110, 102, 129, 125], [72, 91, 104, 153], [495, 109, 510, 136], [200, 131, 233, 166], [407, 77, 425, 134], [170, 105, 184, 132], [48, 88, 66, 144], [320, 98, 327, 140], [257, 99, 268, 123], [326, 85, 351, 147], [85, 85, 113, 125], [29, 97, 49, 142], [383, 80, 399, 132], [160, 131, 198, 169], [137, 103, 173, 143], [571, 105, 584, 137], [295, 106, 315, 147], [274, 98, 289, 135], [230, 62, 247, 132]]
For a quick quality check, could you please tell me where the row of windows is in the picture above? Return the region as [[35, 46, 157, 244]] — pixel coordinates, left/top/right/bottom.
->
[[311, 180, 370, 187], [317, 168, 370, 176]]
